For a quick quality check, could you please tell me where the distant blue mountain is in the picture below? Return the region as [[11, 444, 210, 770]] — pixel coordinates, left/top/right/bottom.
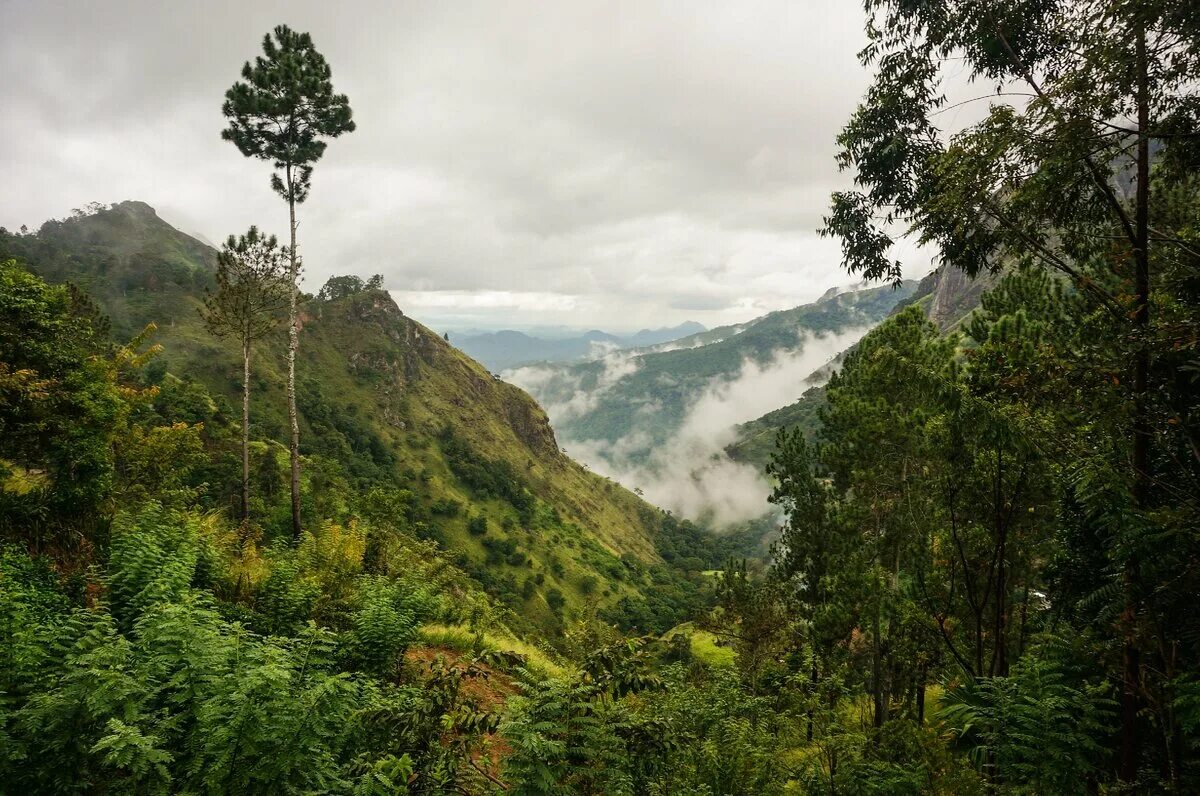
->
[[450, 322, 706, 371]]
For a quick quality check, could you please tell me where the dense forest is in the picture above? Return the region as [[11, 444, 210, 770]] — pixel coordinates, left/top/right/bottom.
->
[[2, 1, 1200, 793]]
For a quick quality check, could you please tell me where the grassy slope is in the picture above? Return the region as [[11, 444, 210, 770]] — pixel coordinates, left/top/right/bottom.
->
[[1, 202, 686, 627]]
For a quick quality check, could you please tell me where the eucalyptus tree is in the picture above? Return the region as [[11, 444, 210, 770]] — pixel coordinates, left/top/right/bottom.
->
[[199, 227, 290, 523], [823, 0, 1200, 780], [221, 25, 356, 537]]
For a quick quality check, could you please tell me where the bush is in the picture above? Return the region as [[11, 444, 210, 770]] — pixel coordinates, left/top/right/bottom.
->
[[345, 575, 433, 676]]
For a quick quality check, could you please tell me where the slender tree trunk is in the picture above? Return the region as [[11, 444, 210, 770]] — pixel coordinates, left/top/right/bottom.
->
[[992, 448, 1009, 677], [1018, 583, 1030, 658], [241, 337, 251, 524], [808, 657, 817, 742], [916, 669, 926, 726], [1121, 19, 1151, 784], [872, 513, 886, 729], [286, 177, 303, 539], [872, 587, 884, 729]]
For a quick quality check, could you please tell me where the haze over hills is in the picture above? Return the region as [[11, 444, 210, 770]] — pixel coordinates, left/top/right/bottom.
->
[[508, 280, 917, 525], [450, 321, 706, 371]]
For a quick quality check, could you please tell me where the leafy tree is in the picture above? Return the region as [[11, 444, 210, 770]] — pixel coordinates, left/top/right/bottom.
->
[[769, 427, 868, 734], [824, 2, 1200, 779], [318, 274, 385, 302], [705, 560, 787, 696], [198, 227, 289, 522], [222, 24, 356, 537], [0, 259, 127, 539]]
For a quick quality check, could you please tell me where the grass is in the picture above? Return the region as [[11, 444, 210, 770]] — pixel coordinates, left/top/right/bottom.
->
[[663, 622, 736, 667], [418, 622, 568, 679]]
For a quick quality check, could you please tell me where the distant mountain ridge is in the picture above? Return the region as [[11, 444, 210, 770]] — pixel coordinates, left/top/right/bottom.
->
[[512, 281, 917, 456], [726, 265, 998, 469], [506, 281, 917, 525], [452, 321, 706, 371]]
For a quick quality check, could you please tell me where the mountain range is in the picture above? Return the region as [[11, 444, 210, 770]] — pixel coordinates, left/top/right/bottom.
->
[[725, 263, 999, 470], [450, 322, 706, 371], [506, 280, 920, 525]]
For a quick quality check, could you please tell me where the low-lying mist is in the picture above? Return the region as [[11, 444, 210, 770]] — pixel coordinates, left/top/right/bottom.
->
[[511, 327, 870, 527]]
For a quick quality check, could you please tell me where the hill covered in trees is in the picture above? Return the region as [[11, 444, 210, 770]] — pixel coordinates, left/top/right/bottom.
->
[[0, 202, 748, 636], [726, 263, 999, 469], [512, 280, 916, 463]]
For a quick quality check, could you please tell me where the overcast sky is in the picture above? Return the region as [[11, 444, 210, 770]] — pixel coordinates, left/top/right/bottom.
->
[[2, 0, 937, 332]]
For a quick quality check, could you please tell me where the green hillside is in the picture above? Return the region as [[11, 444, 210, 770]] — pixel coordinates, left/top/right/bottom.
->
[[0, 202, 742, 635], [515, 280, 916, 461], [726, 265, 997, 471]]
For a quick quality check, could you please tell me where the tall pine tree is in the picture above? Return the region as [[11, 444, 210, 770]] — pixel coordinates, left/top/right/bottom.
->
[[221, 25, 355, 537]]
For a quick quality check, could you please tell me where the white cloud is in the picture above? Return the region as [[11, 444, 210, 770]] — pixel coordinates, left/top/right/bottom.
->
[[527, 327, 869, 526], [508, 347, 641, 422]]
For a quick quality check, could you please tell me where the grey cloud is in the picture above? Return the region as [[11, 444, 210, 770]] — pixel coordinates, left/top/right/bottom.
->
[[1, 0, 934, 331], [669, 296, 733, 312]]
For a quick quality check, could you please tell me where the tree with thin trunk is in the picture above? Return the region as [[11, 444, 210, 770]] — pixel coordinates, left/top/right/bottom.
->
[[221, 24, 355, 538], [199, 227, 290, 524], [823, 1, 1200, 783]]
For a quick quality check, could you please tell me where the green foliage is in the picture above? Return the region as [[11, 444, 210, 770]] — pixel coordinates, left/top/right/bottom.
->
[[199, 226, 289, 346], [0, 258, 126, 530], [107, 504, 203, 627], [345, 575, 432, 676], [503, 640, 664, 794], [221, 25, 355, 205], [503, 676, 624, 795], [318, 274, 384, 302], [440, 428, 534, 518]]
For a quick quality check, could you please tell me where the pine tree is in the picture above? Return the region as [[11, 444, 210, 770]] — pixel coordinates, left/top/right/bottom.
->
[[221, 25, 356, 537], [199, 227, 289, 523]]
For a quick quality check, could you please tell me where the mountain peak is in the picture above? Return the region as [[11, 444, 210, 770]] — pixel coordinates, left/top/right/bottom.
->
[[111, 200, 160, 219]]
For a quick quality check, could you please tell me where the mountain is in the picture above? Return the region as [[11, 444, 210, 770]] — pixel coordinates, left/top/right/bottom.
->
[[451, 321, 706, 371], [0, 202, 746, 635], [624, 321, 707, 347], [506, 282, 915, 525], [511, 282, 916, 461], [725, 265, 998, 470]]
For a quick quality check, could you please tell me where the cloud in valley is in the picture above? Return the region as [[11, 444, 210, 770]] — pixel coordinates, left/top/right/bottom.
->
[[519, 327, 871, 526]]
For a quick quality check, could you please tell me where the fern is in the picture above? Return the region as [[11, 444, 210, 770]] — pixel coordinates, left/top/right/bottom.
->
[[940, 637, 1114, 793], [345, 574, 431, 676], [107, 503, 200, 627]]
